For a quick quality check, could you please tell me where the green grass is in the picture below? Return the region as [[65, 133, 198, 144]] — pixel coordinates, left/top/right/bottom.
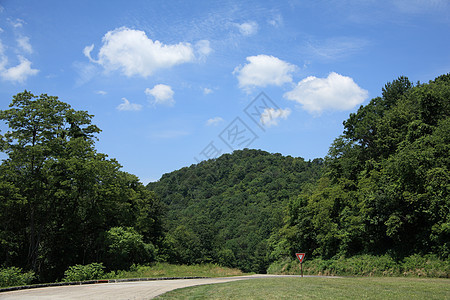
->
[[105, 263, 245, 279], [156, 277, 450, 299]]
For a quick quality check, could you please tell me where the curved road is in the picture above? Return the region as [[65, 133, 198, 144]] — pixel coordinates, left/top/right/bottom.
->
[[0, 275, 321, 299]]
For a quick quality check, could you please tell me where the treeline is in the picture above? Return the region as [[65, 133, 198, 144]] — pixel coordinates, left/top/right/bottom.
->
[[148, 149, 323, 272], [0, 73, 448, 283], [268, 74, 449, 263], [0, 92, 164, 282], [149, 73, 449, 273]]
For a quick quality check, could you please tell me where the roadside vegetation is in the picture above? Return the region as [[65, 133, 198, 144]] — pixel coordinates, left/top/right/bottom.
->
[[268, 254, 449, 278], [104, 263, 244, 280]]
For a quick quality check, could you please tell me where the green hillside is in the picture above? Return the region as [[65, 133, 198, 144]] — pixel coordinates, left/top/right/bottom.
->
[[148, 149, 323, 272], [0, 73, 448, 284], [149, 74, 450, 273]]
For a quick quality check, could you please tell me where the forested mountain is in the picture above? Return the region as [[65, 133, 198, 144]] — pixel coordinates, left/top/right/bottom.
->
[[0, 73, 448, 283], [148, 150, 323, 272], [149, 74, 449, 272]]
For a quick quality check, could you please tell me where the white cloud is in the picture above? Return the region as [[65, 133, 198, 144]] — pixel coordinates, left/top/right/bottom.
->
[[235, 21, 258, 36], [0, 55, 38, 83], [260, 108, 291, 127], [284, 72, 368, 114], [206, 117, 224, 126], [85, 27, 195, 77], [195, 40, 212, 59], [203, 87, 213, 95], [0, 21, 38, 84], [17, 36, 32, 54], [145, 84, 175, 106], [95, 90, 107, 95], [116, 98, 143, 111], [234, 54, 296, 91], [83, 44, 94, 59]]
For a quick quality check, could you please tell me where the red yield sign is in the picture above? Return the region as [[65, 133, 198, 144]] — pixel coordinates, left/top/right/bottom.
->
[[296, 253, 305, 263]]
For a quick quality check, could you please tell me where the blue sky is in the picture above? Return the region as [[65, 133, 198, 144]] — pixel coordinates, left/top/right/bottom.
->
[[0, 0, 449, 184]]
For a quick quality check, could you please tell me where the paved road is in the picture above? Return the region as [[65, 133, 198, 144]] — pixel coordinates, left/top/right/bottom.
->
[[0, 275, 321, 299]]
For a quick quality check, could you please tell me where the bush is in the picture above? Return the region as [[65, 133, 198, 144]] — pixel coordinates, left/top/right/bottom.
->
[[0, 267, 35, 287], [63, 263, 105, 282], [104, 227, 156, 270], [267, 254, 450, 278]]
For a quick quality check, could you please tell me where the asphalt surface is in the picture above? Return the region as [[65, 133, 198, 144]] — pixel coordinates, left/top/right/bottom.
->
[[0, 275, 322, 299]]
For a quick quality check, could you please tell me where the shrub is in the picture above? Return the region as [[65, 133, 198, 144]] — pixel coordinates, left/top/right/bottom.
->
[[0, 267, 35, 287], [63, 263, 105, 282], [267, 254, 450, 278], [104, 227, 156, 270]]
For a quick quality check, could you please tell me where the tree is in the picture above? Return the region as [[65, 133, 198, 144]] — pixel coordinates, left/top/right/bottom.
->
[[0, 91, 164, 281], [104, 227, 155, 270], [0, 91, 100, 275]]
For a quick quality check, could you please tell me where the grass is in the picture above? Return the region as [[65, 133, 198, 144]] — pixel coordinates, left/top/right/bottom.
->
[[155, 277, 450, 299], [105, 262, 245, 279]]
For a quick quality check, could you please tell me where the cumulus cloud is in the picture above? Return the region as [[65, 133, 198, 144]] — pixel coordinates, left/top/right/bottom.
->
[[284, 72, 368, 114], [84, 27, 195, 77], [206, 117, 224, 126], [95, 90, 107, 95], [145, 84, 175, 106], [0, 21, 38, 83], [234, 55, 296, 91], [116, 98, 143, 111], [0, 55, 39, 83], [260, 108, 291, 127], [235, 21, 258, 36], [203, 87, 213, 95]]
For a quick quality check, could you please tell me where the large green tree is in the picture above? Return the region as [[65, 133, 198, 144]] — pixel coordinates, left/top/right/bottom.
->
[[270, 74, 450, 262], [0, 91, 163, 281]]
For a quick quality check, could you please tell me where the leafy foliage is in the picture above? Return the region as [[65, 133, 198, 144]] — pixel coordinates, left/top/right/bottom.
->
[[268, 254, 450, 278], [148, 149, 323, 272], [0, 92, 163, 282], [62, 263, 105, 282], [1, 73, 448, 282], [0, 267, 35, 287], [104, 227, 156, 270], [270, 74, 450, 262]]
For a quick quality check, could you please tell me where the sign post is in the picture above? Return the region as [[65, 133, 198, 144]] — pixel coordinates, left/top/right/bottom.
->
[[295, 253, 305, 277]]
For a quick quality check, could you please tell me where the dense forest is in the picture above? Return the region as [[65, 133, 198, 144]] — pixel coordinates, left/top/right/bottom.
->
[[148, 149, 323, 272], [269, 74, 449, 263], [149, 73, 449, 272], [0, 74, 449, 283]]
